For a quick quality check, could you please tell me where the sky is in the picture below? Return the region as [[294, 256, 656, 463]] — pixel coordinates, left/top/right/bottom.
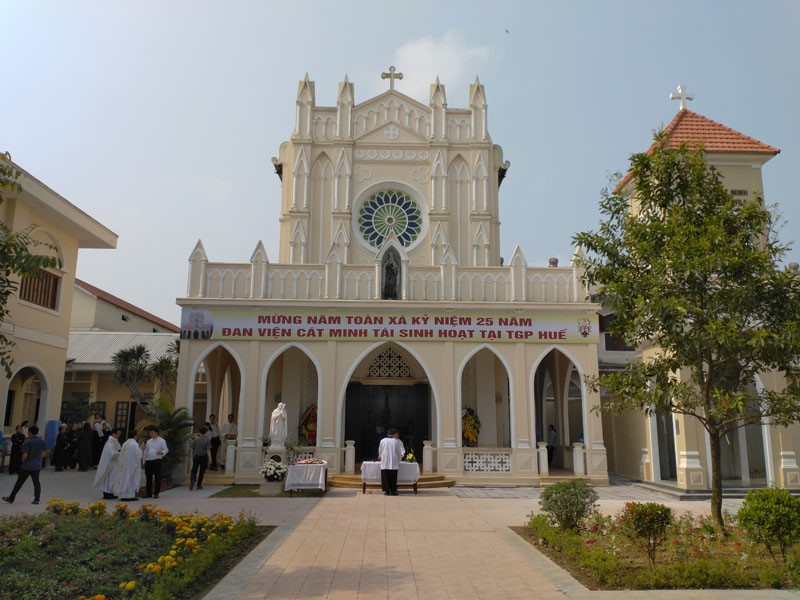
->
[[2, 1, 799, 326]]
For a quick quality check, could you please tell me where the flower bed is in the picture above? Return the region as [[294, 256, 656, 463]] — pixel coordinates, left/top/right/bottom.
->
[[517, 509, 800, 589], [0, 498, 268, 599]]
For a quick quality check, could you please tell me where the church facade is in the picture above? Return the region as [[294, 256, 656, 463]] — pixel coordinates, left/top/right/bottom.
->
[[175, 71, 608, 484]]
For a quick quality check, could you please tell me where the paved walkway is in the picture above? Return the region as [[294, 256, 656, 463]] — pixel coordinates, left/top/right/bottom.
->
[[0, 468, 797, 599]]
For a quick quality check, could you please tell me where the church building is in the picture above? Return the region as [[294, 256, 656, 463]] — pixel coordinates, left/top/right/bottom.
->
[[175, 70, 608, 484]]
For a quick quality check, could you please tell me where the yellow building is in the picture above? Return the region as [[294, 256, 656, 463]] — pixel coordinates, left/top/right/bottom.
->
[[1, 161, 116, 434], [601, 105, 800, 491], [175, 71, 608, 484], [65, 279, 179, 434]]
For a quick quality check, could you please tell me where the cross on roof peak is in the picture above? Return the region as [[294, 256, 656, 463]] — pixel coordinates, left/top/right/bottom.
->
[[669, 83, 695, 110], [381, 66, 403, 91]]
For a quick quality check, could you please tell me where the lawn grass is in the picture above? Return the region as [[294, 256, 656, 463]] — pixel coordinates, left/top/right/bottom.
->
[[0, 499, 271, 600], [211, 484, 324, 498]]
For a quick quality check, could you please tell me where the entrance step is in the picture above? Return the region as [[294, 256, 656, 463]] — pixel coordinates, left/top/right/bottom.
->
[[632, 480, 800, 501], [183, 470, 235, 486], [540, 474, 589, 487], [329, 473, 455, 490]]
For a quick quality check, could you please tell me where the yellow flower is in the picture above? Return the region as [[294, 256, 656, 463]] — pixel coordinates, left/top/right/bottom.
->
[[125, 581, 136, 591]]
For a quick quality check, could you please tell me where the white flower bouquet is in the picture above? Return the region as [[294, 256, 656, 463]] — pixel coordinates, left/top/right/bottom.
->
[[259, 458, 288, 482]]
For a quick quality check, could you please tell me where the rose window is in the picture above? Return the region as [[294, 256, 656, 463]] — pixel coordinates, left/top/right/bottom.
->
[[358, 190, 422, 248]]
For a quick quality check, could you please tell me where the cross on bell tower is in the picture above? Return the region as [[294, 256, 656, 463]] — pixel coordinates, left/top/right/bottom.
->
[[381, 65, 403, 91], [669, 83, 695, 110]]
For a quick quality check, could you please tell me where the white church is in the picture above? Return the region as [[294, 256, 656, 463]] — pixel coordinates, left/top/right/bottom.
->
[[174, 71, 800, 491]]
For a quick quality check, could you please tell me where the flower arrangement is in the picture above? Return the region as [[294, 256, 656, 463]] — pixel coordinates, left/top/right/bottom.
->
[[298, 403, 317, 446], [461, 407, 481, 446], [259, 458, 288, 482], [404, 450, 417, 463]]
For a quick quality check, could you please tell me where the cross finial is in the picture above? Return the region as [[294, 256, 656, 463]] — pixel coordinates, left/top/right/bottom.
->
[[669, 83, 695, 110], [381, 65, 403, 91]]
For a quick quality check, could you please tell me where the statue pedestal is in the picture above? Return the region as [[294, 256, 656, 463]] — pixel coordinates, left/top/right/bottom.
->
[[266, 448, 288, 464], [259, 480, 285, 495]]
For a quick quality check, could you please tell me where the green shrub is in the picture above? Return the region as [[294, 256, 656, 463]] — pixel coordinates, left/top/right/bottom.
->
[[738, 487, 800, 563], [618, 502, 673, 569], [539, 479, 598, 531]]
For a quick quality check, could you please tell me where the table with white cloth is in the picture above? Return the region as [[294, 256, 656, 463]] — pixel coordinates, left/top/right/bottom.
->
[[284, 460, 328, 493], [360, 461, 420, 494]]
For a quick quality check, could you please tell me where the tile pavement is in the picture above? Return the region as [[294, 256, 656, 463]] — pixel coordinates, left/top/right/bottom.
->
[[0, 468, 797, 599]]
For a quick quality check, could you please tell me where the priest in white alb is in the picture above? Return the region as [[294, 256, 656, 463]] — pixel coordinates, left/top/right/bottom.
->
[[116, 430, 143, 501], [93, 427, 122, 500]]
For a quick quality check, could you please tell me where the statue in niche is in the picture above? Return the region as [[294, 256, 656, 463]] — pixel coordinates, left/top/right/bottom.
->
[[383, 263, 398, 299]]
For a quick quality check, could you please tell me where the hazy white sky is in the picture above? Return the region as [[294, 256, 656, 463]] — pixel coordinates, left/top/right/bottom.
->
[[2, 0, 798, 325]]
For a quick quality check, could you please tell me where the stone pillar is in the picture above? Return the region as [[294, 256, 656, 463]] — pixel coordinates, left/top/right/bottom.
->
[[225, 440, 236, 473], [677, 450, 706, 490], [423, 440, 433, 474], [573, 443, 586, 475], [780, 451, 800, 488], [345, 440, 355, 474], [538, 442, 549, 476], [640, 447, 652, 481]]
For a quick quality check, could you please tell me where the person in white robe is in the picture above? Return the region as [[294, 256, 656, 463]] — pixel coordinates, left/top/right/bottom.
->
[[93, 428, 122, 499], [115, 430, 143, 501]]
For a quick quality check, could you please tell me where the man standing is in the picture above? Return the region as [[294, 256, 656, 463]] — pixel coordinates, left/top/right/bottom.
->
[[116, 430, 143, 501], [143, 426, 168, 499], [378, 428, 405, 496], [189, 426, 212, 490], [93, 427, 122, 499], [92, 414, 107, 467], [547, 424, 559, 467], [208, 414, 221, 471], [219, 413, 237, 469], [3, 424, 46, 504]]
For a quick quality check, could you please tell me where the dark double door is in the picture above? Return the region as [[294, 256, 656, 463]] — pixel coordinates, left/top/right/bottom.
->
[[345, 382, 430, 464]]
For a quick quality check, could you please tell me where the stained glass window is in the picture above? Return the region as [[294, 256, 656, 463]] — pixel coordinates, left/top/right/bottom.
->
[[358, 190, 422, 248]]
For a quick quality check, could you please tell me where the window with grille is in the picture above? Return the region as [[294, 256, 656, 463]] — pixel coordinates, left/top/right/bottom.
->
[[19, 269, 60, 310]]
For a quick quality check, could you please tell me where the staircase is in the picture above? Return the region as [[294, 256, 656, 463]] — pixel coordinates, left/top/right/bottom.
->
[[329, 473, 455, 491], [183, 469, 234, 486]]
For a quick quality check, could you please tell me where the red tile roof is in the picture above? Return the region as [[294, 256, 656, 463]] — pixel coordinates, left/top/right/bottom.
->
[[74, 278, 180, 333], [615, 109, 779, 192]]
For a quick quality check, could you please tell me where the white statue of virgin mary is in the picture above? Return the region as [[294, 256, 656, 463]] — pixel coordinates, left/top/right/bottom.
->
[[269, 402, 288, 449]]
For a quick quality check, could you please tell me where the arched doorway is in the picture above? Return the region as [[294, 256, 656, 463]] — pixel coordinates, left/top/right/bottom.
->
[[344, 344, 430, 464], [459, 348, 510, 447], [5, 366, 48, 429], [534, 349, 586, 472], [263, 346, 319, 447], [192, 346, 242, 427]]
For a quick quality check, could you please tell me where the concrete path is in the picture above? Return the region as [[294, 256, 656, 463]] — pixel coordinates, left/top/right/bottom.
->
[[0, 468, 796, 599]]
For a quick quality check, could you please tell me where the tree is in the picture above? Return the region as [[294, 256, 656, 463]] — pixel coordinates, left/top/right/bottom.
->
[[149, 355, 178, 401], [111, 344, 152, 412], [0, 153, 58, 378], [573, 132, 800, 527]]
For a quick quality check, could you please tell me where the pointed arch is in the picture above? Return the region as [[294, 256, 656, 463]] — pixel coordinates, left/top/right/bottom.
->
[[457, 345, 514, 448]]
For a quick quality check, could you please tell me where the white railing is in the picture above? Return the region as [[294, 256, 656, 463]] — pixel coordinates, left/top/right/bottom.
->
[[190, 258, 587, 303]]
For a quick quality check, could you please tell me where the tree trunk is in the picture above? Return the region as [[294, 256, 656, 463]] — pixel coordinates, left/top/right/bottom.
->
[[708, 429, 724, 527]]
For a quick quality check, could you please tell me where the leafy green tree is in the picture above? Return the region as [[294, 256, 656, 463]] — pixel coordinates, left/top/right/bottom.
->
[[0, 153, 58, 377], [149, 355, 178, 401], [574, 132, 800, 527], [111, 344, 152, 412], [147, 395, 194, 483]]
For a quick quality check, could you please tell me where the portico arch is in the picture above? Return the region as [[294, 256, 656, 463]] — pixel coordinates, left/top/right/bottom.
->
[[260, 344, 320, 447], [532, 347, 589, 472], [457, 346, 511, 447], [341, 342, 435, 464], [6, 365, 49, 429]]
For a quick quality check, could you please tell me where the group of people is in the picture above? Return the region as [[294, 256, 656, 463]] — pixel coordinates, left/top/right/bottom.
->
[[93, 426, 170, 501], [1, 422, 170, 504]]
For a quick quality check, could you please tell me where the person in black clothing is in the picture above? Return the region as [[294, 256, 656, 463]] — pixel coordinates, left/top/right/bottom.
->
[[77, 422, 93, 471], [52, 424, 68, 472], [66, 423, 79, 469], [8, 425, 25, 475]]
